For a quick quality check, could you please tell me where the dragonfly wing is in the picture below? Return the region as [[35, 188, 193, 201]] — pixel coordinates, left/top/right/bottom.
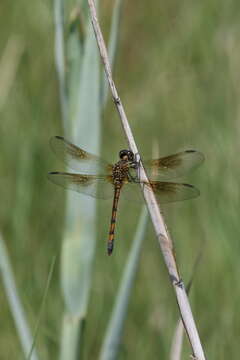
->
[[48, 172, 114, 199], [121, 182, 143, 203], [143, 181, 200, 203], [144, 150, 204, 180], [50, 136, 112, 174], [121, 180, 199, 204]]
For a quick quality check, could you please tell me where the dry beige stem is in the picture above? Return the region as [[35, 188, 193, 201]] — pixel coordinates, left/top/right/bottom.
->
[[87, 1, 206, 359]]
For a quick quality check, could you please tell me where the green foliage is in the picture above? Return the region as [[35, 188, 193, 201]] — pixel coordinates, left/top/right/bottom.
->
[[1, 0, 240, 359]]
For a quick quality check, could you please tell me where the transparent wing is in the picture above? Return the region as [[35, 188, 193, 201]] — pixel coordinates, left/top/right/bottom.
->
[[144, 150, 204, 180], [121, 182, 143, 203], [121, 181, 200, 204], [50, 136, 112, 174], [48, 172, 114, 199], [143, 181, 200, 203]]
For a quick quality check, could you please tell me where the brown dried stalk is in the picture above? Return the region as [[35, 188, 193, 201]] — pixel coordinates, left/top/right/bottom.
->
[[87, 1, 206, 359]]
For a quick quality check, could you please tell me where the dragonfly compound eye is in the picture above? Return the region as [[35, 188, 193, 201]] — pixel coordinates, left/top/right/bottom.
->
[[119, 149, 134, 161], [119, 149, 129, 159]]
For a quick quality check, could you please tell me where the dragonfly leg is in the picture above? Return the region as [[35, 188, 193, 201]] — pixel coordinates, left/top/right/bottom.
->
[[127, 155, 141, 183], [127, 171, 139, 183]]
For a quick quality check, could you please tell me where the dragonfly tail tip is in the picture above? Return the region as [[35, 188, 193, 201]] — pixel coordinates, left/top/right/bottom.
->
[[107, 241, 114, 255], [107, 248, 113, 256]]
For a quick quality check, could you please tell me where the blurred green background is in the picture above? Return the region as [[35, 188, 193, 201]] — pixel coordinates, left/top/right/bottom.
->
[[1, 0, 240, 358]]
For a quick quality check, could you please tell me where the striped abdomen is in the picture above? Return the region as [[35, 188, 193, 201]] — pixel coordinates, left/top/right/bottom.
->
[[108, 186, 121, 255]]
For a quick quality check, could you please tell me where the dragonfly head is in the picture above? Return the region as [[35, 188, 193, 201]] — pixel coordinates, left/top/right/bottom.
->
[[119, 149, 134, 162]]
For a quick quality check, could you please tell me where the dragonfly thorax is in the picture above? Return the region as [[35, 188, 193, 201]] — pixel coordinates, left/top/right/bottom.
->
[[112, 160, 131, 185]]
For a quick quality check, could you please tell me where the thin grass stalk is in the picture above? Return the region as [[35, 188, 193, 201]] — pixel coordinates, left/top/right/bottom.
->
[[27, 256, 56, 360], [0, 233, 39, 360], [87, 1, 206, 359], [99, 208, 148, 360]]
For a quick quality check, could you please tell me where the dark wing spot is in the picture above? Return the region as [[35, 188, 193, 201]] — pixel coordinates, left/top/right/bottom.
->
[[150, 181, 176, 193], [182, 183, 194, 188], [152, 155, 182, 169], [185, 150, 196, 153]]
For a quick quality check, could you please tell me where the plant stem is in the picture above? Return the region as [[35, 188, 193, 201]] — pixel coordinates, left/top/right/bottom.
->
[[87, 1, 206, 359]]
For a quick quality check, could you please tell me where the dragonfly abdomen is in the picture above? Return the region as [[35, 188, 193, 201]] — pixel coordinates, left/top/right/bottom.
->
[[108, 186, 121, 255]]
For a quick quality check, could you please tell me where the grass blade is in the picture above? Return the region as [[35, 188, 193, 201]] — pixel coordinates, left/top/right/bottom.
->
[[0, 35, 24, 111], [59, 2, 100, 359], [54, 0, 69, 134], [59, 314, 85, 360], [100, 0, 124, 107], [61, 11, 100, 320], [99, 208, 148, 360], [66, 8, 84, 131], [0, 233, 39, 360], [169, 319, 185, 360]]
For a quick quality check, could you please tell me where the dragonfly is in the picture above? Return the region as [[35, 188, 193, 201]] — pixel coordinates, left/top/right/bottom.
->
[[48, 136, 204, 255]]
